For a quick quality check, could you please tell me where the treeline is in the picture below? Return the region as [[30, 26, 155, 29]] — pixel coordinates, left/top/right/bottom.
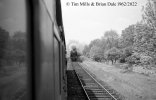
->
[[82, 0, 156, 68], [0, 27, 26, 68]]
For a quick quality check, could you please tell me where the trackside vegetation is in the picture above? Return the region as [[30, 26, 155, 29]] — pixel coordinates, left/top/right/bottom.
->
[[82, 0, 156, 69]]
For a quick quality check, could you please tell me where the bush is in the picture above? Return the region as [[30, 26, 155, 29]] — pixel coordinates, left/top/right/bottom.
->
[[79, 56, 86, 62], [120, 64, 129, 69], [125, 55, 138, 65], [140, 55, 153, 68], [119, 57, 126, 63], [89, 46, 103, 62], [119, 47, 133, 63], [93, 55, 102, 62], [104, 47, 121, 64]]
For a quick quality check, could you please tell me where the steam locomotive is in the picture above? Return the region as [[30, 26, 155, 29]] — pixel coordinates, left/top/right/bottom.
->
[[70, 47, 82, 62], [70, 49, 78, 62]]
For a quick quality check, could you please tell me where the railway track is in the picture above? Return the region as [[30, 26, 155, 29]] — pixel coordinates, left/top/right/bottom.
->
[[72, 62, 123, 100], [67, 70, 88, 100]]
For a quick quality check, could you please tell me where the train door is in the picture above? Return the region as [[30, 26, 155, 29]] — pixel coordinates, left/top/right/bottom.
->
[[60, 44, 63, 100], [59, 43, 67, 100], [54, 32, 61, 100], [61, 44, 67, 100], [29, 0, 65, 99], [36, 0, 55, 100]]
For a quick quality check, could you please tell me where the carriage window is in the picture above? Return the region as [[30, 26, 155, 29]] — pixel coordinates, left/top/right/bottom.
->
[[0, 0, 28, 100]]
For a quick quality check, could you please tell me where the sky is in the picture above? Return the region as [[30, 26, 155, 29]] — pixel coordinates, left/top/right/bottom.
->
[[0, 0, 26, 34], [61, 0, 147, 45], [0, 0, 148, 44]]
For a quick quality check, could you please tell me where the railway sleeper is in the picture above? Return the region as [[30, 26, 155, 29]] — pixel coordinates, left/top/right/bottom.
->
[[85, 86, 100, 88], [89, 95, 113, 98], [86, 91, 107, 94], [80, 80, 95, 82], [82, 80, 95, 82], [82, 82, 96, 85], [87, 91, 109, 94], [84, 83, 98, 84], [83, 81, 96, 83], [87, 92, 108, 96], [87, 92, 111, 95], [85, 87, 104, 90], [90, 98, 114, 100], [85, 84, 99, 86], [84, 85, 100, 87]]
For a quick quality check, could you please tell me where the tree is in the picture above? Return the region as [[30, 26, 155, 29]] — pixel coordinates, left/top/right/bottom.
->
[[89, 46, 103, 62], [12, 31, 26, 51], [104, 30, 119, 50], [119, 46, 133, 63], [140, 54, 153, 68], [88, 39, 102, 49], [142, 0, 156, 31], [8, 31, 27, 66], [105, 47, 121, 64], [104, 30, 119, 39], [138, 0, 156, 67], [82, 45, 90, 57], [0, 27, 9, 67], [119, 25, 135, 48], [125, 53, 140, 66], [133, 23, 156, 66]]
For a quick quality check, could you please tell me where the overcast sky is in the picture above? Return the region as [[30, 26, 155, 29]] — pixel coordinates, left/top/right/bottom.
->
[[0, 0, 147, 44], [61, 0, 147, 45], [0, 0, 26, 34]]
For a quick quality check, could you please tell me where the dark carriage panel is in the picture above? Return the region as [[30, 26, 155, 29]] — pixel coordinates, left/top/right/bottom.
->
[[35, 0, 55, 100]]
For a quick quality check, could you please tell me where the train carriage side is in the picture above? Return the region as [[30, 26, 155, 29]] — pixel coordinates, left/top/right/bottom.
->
[[27, 0, 67, 100]]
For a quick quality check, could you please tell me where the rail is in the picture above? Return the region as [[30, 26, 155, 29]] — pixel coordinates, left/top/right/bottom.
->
[[73, 62, 120, 100]]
